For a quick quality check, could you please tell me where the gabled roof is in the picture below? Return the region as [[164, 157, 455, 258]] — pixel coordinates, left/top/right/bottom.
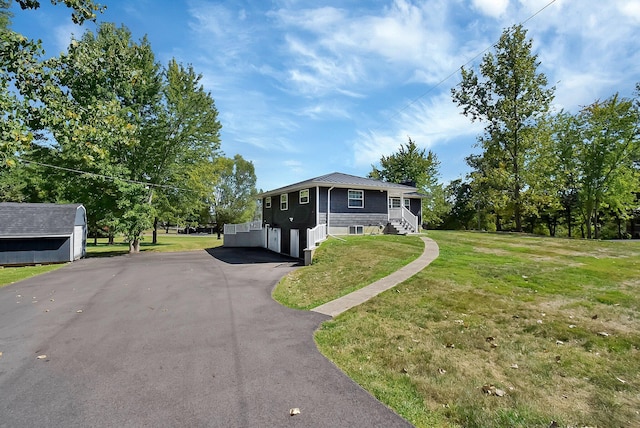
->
[[259, 172, 420, 197], [0, 203, 83, 238]]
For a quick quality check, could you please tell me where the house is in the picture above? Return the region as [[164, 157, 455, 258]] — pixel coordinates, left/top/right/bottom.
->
[[0, 203, 87, 266], [224, 172, 424, 263]]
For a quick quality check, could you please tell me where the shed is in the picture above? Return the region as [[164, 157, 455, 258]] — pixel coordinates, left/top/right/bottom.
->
[[0, 203, 87, 266]]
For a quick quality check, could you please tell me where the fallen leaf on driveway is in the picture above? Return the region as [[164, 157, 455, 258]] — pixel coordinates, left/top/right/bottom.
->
[[76, 310, 83, 313], [289, 408, 300, 416], [37, 355, 47, 360]]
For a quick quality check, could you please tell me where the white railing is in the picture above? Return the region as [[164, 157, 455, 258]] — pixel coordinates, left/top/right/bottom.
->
[[224, 220, 263, 235], [389, 207, 418, 233], [306, 223, 327, 249], [402, 207, 418, 232]]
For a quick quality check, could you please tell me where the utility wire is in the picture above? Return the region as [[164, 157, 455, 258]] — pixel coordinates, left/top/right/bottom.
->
[[373, 0, 557, 131], [19, 158, 193, 192]]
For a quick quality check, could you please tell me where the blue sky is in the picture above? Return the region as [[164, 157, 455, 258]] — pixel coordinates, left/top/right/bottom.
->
[[11, 0, 640, 191]]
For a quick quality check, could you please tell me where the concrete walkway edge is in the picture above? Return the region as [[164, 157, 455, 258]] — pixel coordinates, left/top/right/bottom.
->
[[311, 236, 439, 317]]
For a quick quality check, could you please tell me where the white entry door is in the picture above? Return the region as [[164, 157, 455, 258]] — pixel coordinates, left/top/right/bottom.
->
[[290, 229, 299, 258], [267, 227, 281, 253]]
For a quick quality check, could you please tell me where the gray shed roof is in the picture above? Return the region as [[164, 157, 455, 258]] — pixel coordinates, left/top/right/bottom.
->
[[259, 172, 420, 197], [0, 203, 84, 238]]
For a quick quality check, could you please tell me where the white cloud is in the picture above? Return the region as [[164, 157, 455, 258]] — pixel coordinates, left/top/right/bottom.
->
[[471, 0, 509, 18], [352, 92, 483, 168], [53, 23, 79, 54]]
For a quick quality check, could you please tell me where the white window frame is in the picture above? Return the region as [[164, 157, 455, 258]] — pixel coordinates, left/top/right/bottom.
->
[[389, 197, 401, 209], [280, 194, 288, 211], [349, 225, 364, 235], [348, 189, 364, 208], [265, 196, 271, 209], [403, 198, 411, 209], [299, 189, 309, 204]]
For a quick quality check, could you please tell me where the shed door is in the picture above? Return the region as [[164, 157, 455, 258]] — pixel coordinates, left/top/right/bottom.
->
[[290, 229, 299, 258], [267, 227, 281, 253], [73, 226, 84, 260]]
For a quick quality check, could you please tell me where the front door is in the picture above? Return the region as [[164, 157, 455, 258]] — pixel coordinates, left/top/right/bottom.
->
[[290, 229, 299, 258]]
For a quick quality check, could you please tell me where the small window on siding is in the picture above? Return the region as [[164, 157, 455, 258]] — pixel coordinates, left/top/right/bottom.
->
[[348, 189, 364, 208], [403, 198, 411, 209], [280, 194, 288, 210], [265, 197, 271, 209], [389, 197, 401, 209], [299, 189, 309, 204], [349, 225, 364, 235]]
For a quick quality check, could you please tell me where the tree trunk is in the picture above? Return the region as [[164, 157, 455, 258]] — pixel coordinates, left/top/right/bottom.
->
[[152, 216, 158, 244], [108, 233, 114, 245], [567, 205, 572, 238], [495, 214, 502, 232], [129, 237, 140, 253]]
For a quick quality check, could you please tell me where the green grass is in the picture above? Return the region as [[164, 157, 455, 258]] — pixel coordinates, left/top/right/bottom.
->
[[272, 234, 424, 309], [297, 231, 640, 427], [0, 264, 65, 288], [0, 233, 223, 288], [86, 233, 224, 257]]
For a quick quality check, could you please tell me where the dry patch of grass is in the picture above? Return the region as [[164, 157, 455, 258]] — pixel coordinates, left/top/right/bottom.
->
[[314, 231, 640, 427]]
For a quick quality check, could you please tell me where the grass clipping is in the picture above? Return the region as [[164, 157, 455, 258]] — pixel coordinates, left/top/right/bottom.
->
[[311, 231, 640, 428]]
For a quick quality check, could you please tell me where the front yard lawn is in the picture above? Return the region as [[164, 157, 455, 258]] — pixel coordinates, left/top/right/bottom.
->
[[284, 231, 640, 427]]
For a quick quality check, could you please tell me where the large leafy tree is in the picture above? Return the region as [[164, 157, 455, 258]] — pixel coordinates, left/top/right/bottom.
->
[[149, 59, 221, 243], [452, 25, 554, 232], [0, 0, 104, 169], [37, 23, 161, 252], [369, 137, 445, 227], [211, 154, 258, 234], [576, 94, 639, 239]]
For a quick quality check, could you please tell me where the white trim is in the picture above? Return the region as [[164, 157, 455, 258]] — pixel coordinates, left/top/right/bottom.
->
[[348, 189, 364, 209], [265, 196, 271, 209], [280, 194, 288, 211], [299, 188, 309, 204]]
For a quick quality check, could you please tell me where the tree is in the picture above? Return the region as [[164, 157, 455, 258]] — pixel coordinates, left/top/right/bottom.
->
[[149, 59, 222, 243], [576, 94, 639, 239], [452, 25, 554, 231], [369, 137, 444, 227], [38, 22, 162, 252], [441, 178, 475, 230], [0, 0, 104, 168], [211, 155, 258, 237]]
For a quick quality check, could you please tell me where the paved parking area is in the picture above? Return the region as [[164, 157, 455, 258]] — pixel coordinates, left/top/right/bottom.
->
[[0, 248, 411, 427]]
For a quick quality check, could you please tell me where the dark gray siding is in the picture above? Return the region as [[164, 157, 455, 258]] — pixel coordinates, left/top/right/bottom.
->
[[326, 188, 388, 214], [0, 238, 71, 265], [328, 213, 388, 228], [262, 187, 317, 256]]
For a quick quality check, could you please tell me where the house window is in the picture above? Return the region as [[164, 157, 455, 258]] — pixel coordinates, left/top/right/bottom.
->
[[389, 197, 401, 209], [299, 189, 309, 204], [265, 197, 271, 209], [280, 194, 288, 210], [348, 189, 364, 208], [349, 225, 364, 235], [404, 198, 411, 209]]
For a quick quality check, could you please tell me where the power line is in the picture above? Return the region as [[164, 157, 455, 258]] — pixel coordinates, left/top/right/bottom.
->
[[19, 158, 193, 192], [372, 0, 558, 131]]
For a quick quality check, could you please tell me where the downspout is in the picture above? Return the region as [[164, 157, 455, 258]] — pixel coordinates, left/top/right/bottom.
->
[[316, 185, 320, 226], [327, 186, 334, 232]]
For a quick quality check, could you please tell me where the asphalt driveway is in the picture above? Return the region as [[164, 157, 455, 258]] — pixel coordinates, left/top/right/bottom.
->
[[0, 248, 411, 427]]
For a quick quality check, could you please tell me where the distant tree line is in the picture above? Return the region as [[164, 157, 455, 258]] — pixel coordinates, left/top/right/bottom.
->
[[0, 1, 257, 252], [372, 25, 639, 239]]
